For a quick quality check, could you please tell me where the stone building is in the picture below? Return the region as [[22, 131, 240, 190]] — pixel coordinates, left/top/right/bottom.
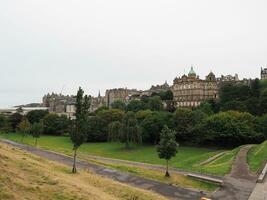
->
[[42, 93, 76, 118], [171, 67, 219, 107], [105, 88, 141, 108], [140, 81, 170, 96], [261, 67, 267, 80], [217, 74, 239, 82]]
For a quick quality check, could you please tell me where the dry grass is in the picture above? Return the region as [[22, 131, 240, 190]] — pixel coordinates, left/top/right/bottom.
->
[[0, 143, 167, 200]]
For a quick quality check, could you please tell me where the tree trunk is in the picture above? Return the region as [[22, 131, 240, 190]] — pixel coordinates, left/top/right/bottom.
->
[[35, 138, 38, 147], [21, 135, 24, 143], [165, 160, 170, 177], [72, 148, 77, 173]]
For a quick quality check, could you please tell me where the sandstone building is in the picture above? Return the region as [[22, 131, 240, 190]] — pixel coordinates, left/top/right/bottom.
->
[[171, 67, 219, 107], [261, 67, 267, 80]]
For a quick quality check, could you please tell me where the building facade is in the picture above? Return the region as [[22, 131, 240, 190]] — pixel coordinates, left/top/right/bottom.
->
[[261, 67, 267, 80], [105, 88, 142, 108], [171, 67, 219, 107]]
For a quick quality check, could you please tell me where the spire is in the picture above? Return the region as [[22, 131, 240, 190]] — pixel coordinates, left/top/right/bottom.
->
[[98, 90, 101, 98]]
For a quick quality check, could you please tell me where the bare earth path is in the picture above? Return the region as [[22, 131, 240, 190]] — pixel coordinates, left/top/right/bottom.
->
[[0, 139, 204, 200], [212, 145, 257, 200]]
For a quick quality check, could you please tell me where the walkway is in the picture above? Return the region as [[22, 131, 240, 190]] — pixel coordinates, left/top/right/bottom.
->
[[248, 178, 267, 200], [212, 145, 257, 200]]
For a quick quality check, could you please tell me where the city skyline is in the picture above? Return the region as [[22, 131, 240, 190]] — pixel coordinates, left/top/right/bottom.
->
[[1, 0, 267, 107]]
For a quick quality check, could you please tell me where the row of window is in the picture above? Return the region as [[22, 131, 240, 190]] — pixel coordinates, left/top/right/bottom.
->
[[176, 101, 201, 107]]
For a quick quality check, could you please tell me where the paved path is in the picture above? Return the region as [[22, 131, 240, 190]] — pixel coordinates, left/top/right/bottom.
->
[[0, 139, 205, 200], [212, 145, 257, 200], [249, 178, 267, 200]]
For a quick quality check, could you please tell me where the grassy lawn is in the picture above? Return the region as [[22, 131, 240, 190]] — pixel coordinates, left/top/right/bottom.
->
[[0, 142, 166, 200], [0, 133, 236, 176], [248, 140, 267, 173]]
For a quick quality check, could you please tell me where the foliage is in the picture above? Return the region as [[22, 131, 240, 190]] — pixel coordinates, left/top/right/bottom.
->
[[135, 110, 152, 122], [96, 109, 125, 139], [173, 108, 194, 141], [111, 100, 126, 110], [141, 111, 173, 144], [86, 116, 106, 142], [9, 112, 23, 131], [259, 89, 267, 114], [157, 126, 178, 177], [196, 111, 265, 147], [126, 100, 146, 112], [26, 110, 49, 124], [109, 112, 142, 148], [43, 113, 69, 135], [0, 115, 11, 132], [70, 87, 90, 173], [108, 121, 123, 142], [147, 96, 163, 111], [151, 90, 173, 101], [17, 117, 31, 142], [31, 121, 44, 146]]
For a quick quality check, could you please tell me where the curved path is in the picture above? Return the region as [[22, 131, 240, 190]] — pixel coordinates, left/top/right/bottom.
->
[[212, 145, 257, 200], [0, 139, 205, 200]]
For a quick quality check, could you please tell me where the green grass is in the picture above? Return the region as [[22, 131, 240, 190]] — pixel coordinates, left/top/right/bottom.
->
[[0, 132, 235, 176], [88, 158, 219, 192], [248, 140, 267, 172]]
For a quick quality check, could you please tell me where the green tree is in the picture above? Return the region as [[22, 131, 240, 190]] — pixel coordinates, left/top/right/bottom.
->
[[26, 110, 49, 124], [70, 87, 90, 173], [9, 112, 23, 131], [43, 113, 69, 135], [157, 126, 178, 177], [96, 109, 125, 139], [126, 100, 146, 112], [0, 115, 11, 133], [251, 78, 261, 98], [87, 116, 106, 142], [17, 117, 31, 142], [197, 111, 264, 147], [109, 112, 142, 148], [111, 100, 126, 110], [108, 121, 123, 142], [260, 89, 267, 115], [147, 96, 163, 111], [135, 109, 152, 122], [173, 108, 194, 141], [31, 121, 44, 146], [141, 111, 173, 144]]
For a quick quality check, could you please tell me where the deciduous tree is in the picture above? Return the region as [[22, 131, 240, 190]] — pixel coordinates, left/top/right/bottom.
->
[[157, 126, 178, 177]]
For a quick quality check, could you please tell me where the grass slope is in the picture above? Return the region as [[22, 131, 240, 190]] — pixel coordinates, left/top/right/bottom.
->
[[248, 140, 267, 172], [0, 142, 167, 200], [0, 133, 235, 176]]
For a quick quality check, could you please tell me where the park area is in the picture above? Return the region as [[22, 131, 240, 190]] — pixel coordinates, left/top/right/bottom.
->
[[2, 132, 266, 177]]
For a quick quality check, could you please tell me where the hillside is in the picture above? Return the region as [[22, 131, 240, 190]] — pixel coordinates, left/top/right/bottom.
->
[[0, 143, 166, 200]]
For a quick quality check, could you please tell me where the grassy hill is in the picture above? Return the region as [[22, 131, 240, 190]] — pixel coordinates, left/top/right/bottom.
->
[[0, 143, 166, 200]]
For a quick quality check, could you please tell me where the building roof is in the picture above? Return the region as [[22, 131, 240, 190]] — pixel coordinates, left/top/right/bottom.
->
[[188, 66, 196, 76]]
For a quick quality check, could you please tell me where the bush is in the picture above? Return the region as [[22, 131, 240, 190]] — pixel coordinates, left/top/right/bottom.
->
[[43, 113, 70, 135]]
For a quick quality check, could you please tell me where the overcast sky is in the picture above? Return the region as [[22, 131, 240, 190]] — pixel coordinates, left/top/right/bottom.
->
[[0, 0, 266, 107]]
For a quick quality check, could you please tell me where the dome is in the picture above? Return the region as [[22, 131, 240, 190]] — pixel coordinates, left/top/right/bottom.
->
[[188, 66, 196, 76]]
